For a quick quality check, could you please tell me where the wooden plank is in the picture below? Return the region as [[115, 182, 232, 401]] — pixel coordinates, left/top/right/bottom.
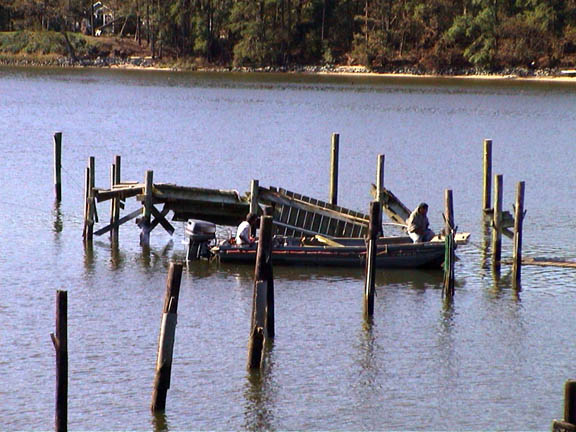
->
[[272, 221, 335, 238], [521, 258, 576, 268], [94, 208, 142, 236], [95, 185, 144, 202], [150, 205, 175, 235], [259, 188, 368, 226]]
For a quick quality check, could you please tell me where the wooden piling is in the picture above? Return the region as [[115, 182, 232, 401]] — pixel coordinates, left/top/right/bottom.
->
[[376, 154, 384, 204], [512, 181, 525, 285], [565, 380, 576, 425], [83, 157, 95, 242], [250, 179, 259, 215], [492, 174, 503, 270], [554, 380, 576, 431], [443, 190, 455, 299], [110, 156, 121, 242], [483, 139, 492, 213], [248, 216, 274, 369], [364, 201, 380, 318], [254, 215, 274, 335], [330, 133, 339, 206], [50, 290, 68, 432], [53, 132, 62, 202], [141, 170, 154, 245], [151, 262, 183, 413], [376, 154, 384, 230]]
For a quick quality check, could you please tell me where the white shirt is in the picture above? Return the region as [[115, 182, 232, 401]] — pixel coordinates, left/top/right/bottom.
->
[[236, 221, 252, 245]]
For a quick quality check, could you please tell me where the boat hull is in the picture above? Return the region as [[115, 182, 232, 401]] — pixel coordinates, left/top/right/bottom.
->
[[214, 239, 447, 269]]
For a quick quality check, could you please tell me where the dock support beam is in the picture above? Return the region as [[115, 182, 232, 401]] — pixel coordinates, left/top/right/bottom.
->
[[330, 133, 339, 206], [492, 174, 503, 272], [247, 216, 274, 369], [364, 201, 380, 318], [483, 139, 492, 214], [512, 181, 526, 287], [53, 132, 62, 202], [442, 190, 455, 300], [50, 290, 68, 432], [151, 262, 183, 413]]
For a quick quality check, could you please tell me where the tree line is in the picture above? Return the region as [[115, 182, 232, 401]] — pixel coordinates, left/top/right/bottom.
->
[[2, 0, 576, 72]]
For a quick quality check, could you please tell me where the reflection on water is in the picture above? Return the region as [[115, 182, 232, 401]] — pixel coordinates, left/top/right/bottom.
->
[[151, 412, 170, 432], [52, 201, 63, 234], [243, 360, 277, 431]]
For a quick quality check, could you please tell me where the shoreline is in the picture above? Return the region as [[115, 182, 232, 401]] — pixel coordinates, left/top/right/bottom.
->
[[2, 55, 576, 83]]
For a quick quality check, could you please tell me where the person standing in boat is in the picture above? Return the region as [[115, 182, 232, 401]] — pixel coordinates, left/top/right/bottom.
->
[[406, 202, 435, 243], [236, 213, 258, 246]]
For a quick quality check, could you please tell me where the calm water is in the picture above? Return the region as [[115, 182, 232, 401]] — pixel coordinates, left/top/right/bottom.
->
[[1, 67, 575, 430]]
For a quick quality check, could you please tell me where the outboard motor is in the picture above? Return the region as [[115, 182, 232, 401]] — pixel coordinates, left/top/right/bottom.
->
[[184, 219, 216, 261]]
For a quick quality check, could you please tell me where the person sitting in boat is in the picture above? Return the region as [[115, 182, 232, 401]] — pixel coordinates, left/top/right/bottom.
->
[[406, 202, 435, 243], [236, 213, 259, 246]]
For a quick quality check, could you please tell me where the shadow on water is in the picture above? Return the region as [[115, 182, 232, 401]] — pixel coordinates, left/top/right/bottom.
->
[[243, 342, 277, 432]]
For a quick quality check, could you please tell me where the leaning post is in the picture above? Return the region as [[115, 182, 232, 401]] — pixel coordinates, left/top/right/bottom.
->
[[329, 133, 339, 206], [247, 215, 274, 369], [492, 174, 503, 271], [364, 201, 380, 318], [512, 181, 526, 286], [151, 262, 183, 412], [483, 139, 492, 215], [50, 290, 68, 432], [53, 132, 62, 202], [442, 189, 455, 299]]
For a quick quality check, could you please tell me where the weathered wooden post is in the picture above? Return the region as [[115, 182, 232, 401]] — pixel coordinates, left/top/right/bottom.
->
[[492, 174, 503, 271], [364, 201, 380, 318], [376, 154, 384, 230], [376, 154, 384, 203], [247, 216, 274, 369], [443, 189, 455, 300], [53, 132, 62, 202], [330, 133, 339, 206], [483, 139, 492, 214], [140, 170, 154, 246], [512, 181, 526, 286], [50, 290, 68, 432], [110, 155, 121, 243], [552, 380, 576, 431], [250, 179, 259, 215], [83, 157, 96, 243], [151, 262, 183, 412], [565, 381, 576, 425]]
